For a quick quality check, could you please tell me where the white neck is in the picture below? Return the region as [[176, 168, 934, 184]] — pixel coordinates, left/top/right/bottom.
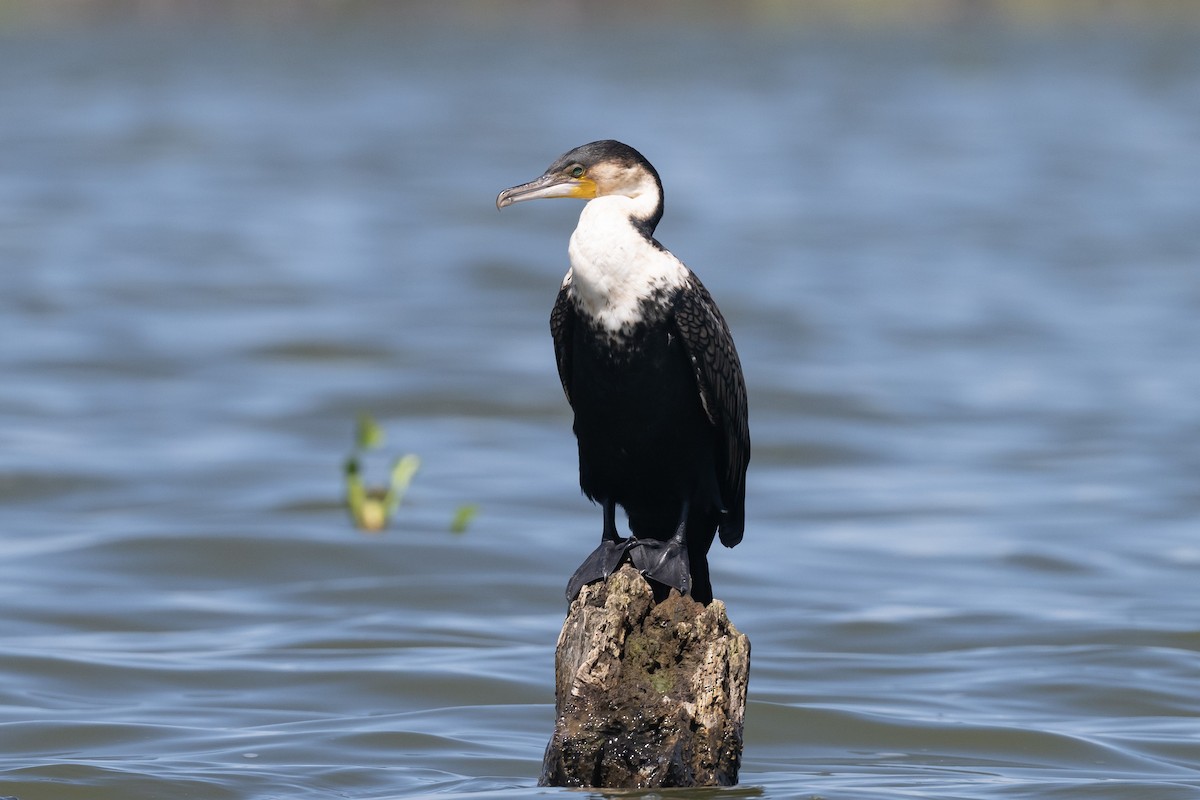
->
[[565, 195, 687, 334]]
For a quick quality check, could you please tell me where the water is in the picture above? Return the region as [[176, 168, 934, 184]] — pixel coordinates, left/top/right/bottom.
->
[[2, 11, 1200, 799]]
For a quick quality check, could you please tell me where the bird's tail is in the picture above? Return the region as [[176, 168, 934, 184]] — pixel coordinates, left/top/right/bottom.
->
[[718, 506, 744, 548]]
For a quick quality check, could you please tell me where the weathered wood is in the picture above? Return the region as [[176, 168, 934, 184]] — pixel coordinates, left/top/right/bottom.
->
[[539, 564, 750, 788]]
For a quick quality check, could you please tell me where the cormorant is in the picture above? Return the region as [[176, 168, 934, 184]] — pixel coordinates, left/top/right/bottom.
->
[[497, 140, 749, 605]]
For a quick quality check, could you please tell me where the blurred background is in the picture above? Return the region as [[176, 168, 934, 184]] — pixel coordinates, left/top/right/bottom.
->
[[1, 2, 1199, 799]]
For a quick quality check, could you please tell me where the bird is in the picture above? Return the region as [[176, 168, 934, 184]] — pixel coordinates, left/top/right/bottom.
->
[[496, 140, 749, 605]]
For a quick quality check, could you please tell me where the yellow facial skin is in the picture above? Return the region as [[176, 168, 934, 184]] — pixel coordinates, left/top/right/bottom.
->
[[496, 167, 597, 209]]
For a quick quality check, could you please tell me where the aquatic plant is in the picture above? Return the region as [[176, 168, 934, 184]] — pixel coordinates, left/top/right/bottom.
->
[[344, 413, 420, 532], [449, 503, 479, 534], [343, 413, 477, 533]]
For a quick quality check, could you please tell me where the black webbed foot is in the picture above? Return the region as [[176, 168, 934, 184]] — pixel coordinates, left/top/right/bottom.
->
[[566, 500, 698, 602], [628, 535, 690, 598], [629, 499, 693, 598], [565, 536, 632, 601]]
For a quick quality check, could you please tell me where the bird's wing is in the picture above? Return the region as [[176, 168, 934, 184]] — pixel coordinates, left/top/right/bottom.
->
[[673, 273, 750, 546], [549, 282, 575, 407]]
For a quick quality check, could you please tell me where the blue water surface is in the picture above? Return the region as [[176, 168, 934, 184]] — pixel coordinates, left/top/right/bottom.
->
[[1, 10, 1199, 799]]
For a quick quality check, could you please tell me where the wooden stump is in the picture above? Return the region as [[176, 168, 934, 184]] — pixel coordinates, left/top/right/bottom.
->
[[539, 564, 750, 788]]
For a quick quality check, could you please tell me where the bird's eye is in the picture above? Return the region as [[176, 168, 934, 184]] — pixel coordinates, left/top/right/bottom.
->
[[570, 165, 585, 178]]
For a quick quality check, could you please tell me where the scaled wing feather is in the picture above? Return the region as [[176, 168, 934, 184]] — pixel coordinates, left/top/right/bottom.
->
[[550, 283, 575, 407], [672, 274, 750, 547]]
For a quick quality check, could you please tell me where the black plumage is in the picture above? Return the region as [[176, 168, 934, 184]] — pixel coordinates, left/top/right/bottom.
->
[[498, 140, 749, 604]]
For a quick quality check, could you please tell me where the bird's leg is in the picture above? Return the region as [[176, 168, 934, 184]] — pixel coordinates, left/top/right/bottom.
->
[[566, 499, 632, 602], [628, 500, 691, 598], [602, 498, 620, 542]]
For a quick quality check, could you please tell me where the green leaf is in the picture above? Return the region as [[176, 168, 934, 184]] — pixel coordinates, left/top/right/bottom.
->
[[385, 454, 421, 511], [449, 503, 479, 534], [345, 460, 370, 527], [355, 412, 385, 451]]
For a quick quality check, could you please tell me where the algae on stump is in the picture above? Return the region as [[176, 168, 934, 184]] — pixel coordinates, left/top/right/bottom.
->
[[540, 564, 750, 788]]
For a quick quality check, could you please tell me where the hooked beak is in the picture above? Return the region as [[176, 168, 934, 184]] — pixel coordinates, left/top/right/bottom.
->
[[496, 172, 597, 210]]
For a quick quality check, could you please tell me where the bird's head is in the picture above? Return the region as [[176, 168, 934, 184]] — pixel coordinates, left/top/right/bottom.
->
[[496, 140, 663, 228]]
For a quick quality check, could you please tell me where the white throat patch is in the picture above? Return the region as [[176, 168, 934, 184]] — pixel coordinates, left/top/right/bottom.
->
[[565, 195, 687, 335]]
